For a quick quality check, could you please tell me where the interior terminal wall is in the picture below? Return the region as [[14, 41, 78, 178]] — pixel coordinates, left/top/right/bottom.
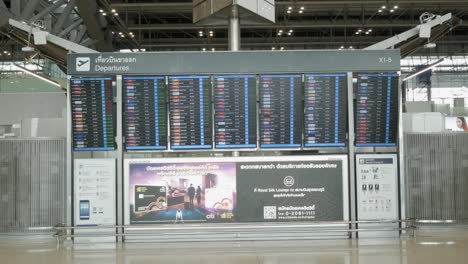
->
[[0, 93, 66, 125]]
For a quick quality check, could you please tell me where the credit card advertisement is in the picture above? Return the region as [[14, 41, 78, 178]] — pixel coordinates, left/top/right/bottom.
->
[[127, 162, 237, 224]]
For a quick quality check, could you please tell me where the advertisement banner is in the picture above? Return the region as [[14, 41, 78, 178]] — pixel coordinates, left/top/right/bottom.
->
[[236, 160, 344, 222], [445, 116, 468, 132], [74, 159, 116, 226], [127, 162, 236, 224], [125, 156, 348, 224], [356, 154, 399, 220]]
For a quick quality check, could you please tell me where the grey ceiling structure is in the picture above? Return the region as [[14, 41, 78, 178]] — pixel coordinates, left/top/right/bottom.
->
[[0, 0, 466, 67], [107, 0, 467, 55]]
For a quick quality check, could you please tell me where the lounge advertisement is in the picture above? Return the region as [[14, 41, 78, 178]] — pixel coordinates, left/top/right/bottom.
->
[[124, 156, 348, 224]]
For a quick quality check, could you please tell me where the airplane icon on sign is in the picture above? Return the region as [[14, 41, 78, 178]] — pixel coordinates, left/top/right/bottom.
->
[[78, 60, 88, 67], [76, 57, 90, 71]]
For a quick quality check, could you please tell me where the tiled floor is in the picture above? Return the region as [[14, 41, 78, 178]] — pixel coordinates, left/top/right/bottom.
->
[[1, 228, 468, 264]]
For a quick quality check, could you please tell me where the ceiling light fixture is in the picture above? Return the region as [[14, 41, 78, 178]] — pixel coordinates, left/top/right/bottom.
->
[[288, 6, 293, 10], [382, 5, 386, 9]]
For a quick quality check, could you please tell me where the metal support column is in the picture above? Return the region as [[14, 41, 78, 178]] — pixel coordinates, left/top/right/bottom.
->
[[58, 18, 84, 38], [27, 0, 67, 23], [116, 76, 124, 241], [427, 80, 432, 102], [402, 81, 407, 112], [66, 76, 73, 239], [229, 4, 240, 157], [228, 5, 240, 51], [52, 0, 77, 34], [20, 0, 41, 21], [347, 72, 357, 237], [398, 75, 407, 233]]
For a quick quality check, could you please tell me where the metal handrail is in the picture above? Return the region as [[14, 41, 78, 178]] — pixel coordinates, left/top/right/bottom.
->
[[54, 219, 414, 230], [54, 219, 417, 243]]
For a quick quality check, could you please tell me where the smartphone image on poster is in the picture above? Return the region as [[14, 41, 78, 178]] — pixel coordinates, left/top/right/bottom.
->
[[79, 200, 90, 220]]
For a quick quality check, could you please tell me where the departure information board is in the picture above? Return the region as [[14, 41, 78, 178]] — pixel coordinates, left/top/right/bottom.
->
[[214, 75, 257, 149], [304, 74, 347, 147], [259, 74, 303, 148], [356, 73, 399, 146], [71, 77, 115, 151], [169, 76, 212, 150], [123, 76, 167, 150]]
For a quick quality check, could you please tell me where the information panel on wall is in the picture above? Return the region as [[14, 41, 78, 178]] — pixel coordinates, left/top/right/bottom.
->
[[169, 76, 212, 150], [259, 74, 303, 148], [123, 76, 167, 150], [70, 77, 115, 151], [124, 156, 348, 224], [74, 159, 116, 226], [355, 73, 399, 146], [214, 75, 257, 149], [304, 74, 347, 147], [356, 154, 398, 220]]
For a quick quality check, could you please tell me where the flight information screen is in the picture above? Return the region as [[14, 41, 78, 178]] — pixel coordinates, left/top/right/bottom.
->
[[214, 75, 257, 149], [169, 75, 212, 150], [71, 77, 115, 151], [304, 74, 347, 147], [123, 76, 167, 150], [355, 73, 399, 146], [259, 74, 303, 148]]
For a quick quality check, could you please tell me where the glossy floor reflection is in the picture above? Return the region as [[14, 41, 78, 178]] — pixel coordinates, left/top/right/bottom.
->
[[1, 228, 468, 264]]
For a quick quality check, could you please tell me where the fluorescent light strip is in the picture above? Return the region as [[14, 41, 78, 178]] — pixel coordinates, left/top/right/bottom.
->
[[403, 58, 445, 81], [13, 64, 62, 88]]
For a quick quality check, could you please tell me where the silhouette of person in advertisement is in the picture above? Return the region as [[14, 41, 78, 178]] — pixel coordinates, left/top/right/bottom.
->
[[187, 184, 195, 209], [196, 186, 202, 208]]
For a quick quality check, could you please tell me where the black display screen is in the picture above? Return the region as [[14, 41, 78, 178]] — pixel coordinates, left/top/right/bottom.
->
[[169, 75, 212, 150], [123, 76, 167, 150], [355, 73, 399, 146], [71, 77, 115, 151], [259, 74, 303, 148], [304, 74, 347, 147], [214, 75, 257, 149]]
